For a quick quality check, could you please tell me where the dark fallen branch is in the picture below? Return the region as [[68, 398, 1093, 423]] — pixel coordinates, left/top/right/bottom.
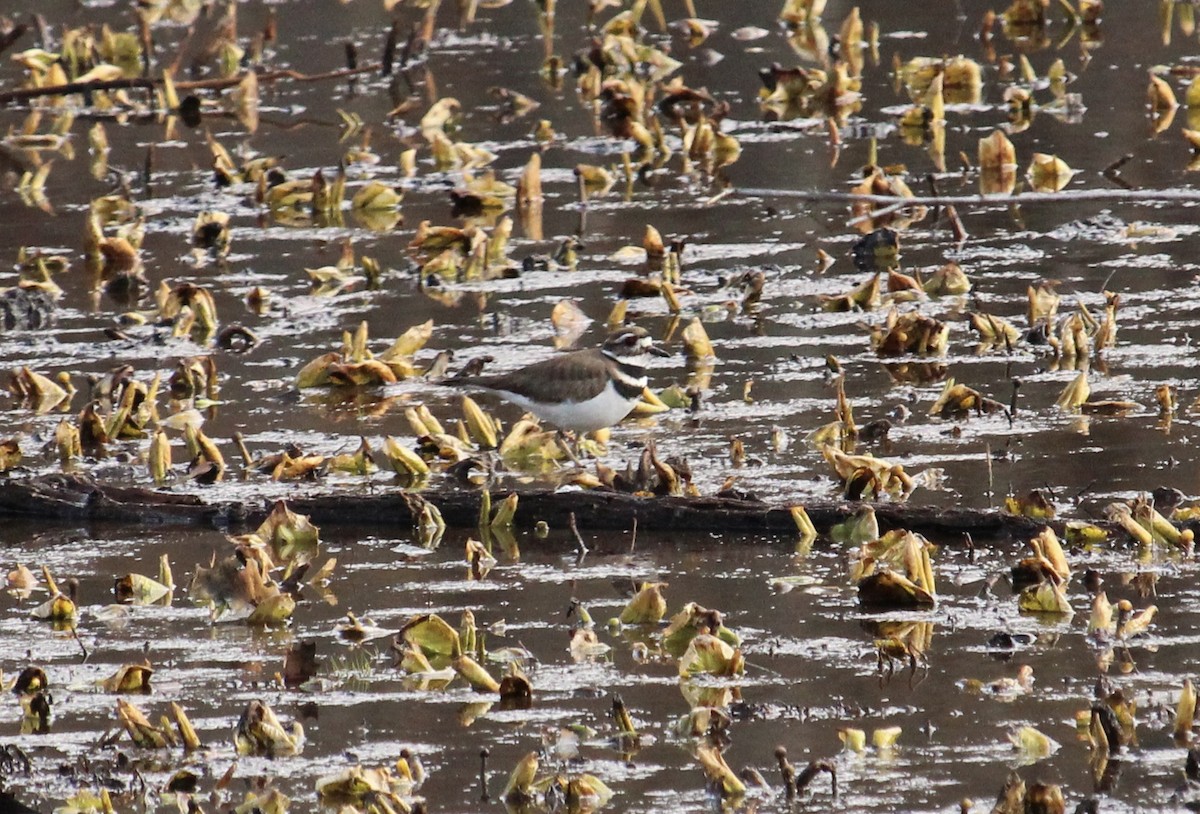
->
[[0, 473, 1124, 543], [0, 63, 385, 106]]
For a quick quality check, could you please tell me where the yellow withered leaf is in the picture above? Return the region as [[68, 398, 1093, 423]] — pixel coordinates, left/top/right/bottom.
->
[[922, 262, 970, 296], [57, 789, 117, 814], [1148, 73, 1179, 112], [55, 421, 80, 465], [0, 437, 21, 473], [379, 319, 434, 364], [611, 695, 637, 736], [1008, 725, 1059, 762], [11, 366, 68, 408], [351, 181, 403, 211], [328, 437, 376, 476], [839, 727, 867, 753], [380, 436, 431, 478], [516, 152, 543, 205], [1030, 527, 1070, 582], [830, 505, 878, 545], [1005, 489, 1056, 520], [857, 569, 935, 609], [31, 569, 75, 623], [246, 593, 296, 626], [678, 633, 745, 677], [1018, 580, 1073, 616], [400, 613, 462, 660], [682, 317, 715, 360], [1107, 502, 1155, 546], [77, 63, 125, 83], [575, 163, 614, 191], [296, 352, 340, 389], [192, 211, 230, 254], [117, 698, 171, 749], [979, 129, 1017, 194], [148, 429, 171, 484], [1178, 679, 1197, 741], [1027, 153, 1075, 193], [873, 726, 902, 749], [979, 128, 1016, 170], [327, 360, 397, 387], [253, 500, 320, 566], [695, 742, 745, 798], [498, 421, 567, 468], [663, 601, 734, 654], [1088, 591, 1113, 637], [170, 702, 201, 751], [928, 378, 1005, 419], [714, 130, 741, 167], [619, 581, 667, 625], [490, 493, 519, 529], [1055, 371, 1090, 410], [791, 506, 817, 545], [969, 311, 1020, 347], [233, 788, 289, 814], [1132, 496, 1193, 551], [233, 699, 304, 757], [1065, 520, 1107, 547], [452, 654, 500, 693], [1116, 599, 1158, 638], [316, 764, 405, 805], [99, 663, 153, 693], [551, 299, 590, 347], [566, 774, 613, 809], [870, 308, 949, 356], [461, 396, 499, 449], [420, 97, 461, 134], [114, 573, 170, 605], [503, 752, 539, 803], [631, 386, 670, 418]]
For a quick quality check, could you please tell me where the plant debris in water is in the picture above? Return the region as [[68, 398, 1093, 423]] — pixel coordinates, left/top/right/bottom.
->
[[6, 0, 1200, 811]]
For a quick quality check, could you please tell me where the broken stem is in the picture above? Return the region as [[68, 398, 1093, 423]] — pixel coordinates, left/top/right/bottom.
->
[[568, 511, 589, 558], [70, 625, 89, 661]]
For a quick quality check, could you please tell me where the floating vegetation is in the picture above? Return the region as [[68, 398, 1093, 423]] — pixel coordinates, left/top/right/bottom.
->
[[6, 0, 1200, 811]]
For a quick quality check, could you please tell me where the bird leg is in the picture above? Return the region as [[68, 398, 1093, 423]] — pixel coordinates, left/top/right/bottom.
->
[[555, 430, 583, 468]]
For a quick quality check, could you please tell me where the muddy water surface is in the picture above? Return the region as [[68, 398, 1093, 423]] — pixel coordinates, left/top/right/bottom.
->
[[2, 0, 1200, 810]]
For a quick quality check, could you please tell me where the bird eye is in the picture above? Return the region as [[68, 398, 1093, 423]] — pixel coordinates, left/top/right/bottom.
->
[[624, 334, 638, 346]]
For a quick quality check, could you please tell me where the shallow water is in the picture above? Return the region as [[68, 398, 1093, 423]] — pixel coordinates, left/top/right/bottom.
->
[[3, 0, 1200, 810], [3, 520, 1200, 812]]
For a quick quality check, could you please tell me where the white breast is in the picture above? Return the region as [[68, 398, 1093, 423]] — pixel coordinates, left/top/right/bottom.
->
[[497, 381, 638, 433]]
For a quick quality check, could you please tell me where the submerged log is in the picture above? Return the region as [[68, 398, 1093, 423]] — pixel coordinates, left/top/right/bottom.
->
[[0, 473, 1100, 541]]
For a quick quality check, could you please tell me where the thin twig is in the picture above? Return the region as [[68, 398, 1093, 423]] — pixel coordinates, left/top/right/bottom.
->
[[629, 517, 637, 553], [568, 511, 589, 561], [946, 204, 968, 242], [70, 625, 89, 661], [985, 443, 994, 510]]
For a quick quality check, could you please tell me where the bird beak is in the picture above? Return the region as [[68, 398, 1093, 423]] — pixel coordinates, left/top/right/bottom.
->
[[649, 344, 671, 357]]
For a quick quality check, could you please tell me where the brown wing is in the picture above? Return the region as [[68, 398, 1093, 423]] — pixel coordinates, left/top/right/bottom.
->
[[459, 349, 609, 402]]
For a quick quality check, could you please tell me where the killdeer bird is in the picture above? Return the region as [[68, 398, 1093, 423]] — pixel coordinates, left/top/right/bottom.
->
[[453, 326, 668, 433]]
